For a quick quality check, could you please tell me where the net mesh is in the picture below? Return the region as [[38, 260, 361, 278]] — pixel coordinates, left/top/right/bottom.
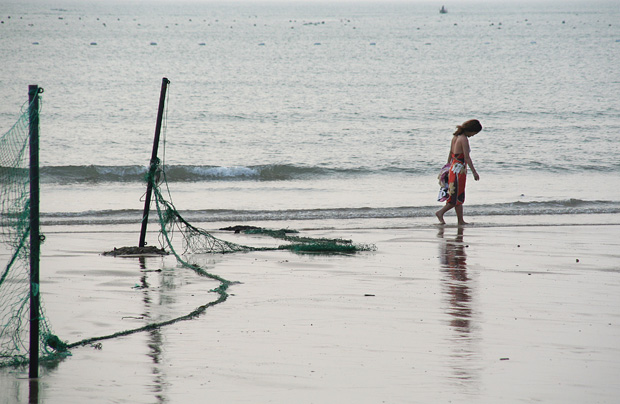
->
[[151, 170, 374, 256], [149, 162, 376, 309], [1, 86, 375, 366], [0, 95, 69, 368], [64, 160, 375, 351]]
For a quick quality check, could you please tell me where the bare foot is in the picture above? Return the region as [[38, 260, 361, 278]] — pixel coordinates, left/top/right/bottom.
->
[[457, 221, 471, 226], [435, 211, 446, 225]]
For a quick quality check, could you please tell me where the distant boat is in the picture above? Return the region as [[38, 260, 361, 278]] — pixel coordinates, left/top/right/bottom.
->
[[440, 6, 448, 14]]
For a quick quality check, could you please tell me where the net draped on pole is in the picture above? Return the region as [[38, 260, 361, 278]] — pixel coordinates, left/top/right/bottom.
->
[[0, 95, 68, 368]]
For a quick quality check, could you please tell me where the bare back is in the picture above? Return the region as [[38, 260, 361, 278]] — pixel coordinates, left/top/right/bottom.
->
[[451, 134, 470, 155]]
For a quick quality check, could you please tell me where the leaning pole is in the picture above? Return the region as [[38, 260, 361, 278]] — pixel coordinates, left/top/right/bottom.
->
[[139, 77, 170, 248]]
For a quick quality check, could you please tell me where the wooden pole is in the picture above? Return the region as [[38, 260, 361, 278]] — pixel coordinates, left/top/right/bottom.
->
[[28, 84, 42, 379], [139, 77, 170, 248]]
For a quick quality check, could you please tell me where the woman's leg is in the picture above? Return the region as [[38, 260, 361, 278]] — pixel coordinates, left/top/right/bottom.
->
[[435, 203, 454, 224], [455, 204, 468, 225]]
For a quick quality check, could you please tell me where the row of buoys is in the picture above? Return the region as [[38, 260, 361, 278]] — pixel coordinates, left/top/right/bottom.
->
[[31, 39, 620, 47], [33, 37, 620, 47], [8, 19, 615, 34], [29, 41, 383, 46]]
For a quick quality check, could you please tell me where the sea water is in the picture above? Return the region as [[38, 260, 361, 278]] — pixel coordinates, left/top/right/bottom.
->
[[1, 0, 619, 227]]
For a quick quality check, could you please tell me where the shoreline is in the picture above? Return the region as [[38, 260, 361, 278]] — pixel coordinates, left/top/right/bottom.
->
[[36, 212, 620, 235]]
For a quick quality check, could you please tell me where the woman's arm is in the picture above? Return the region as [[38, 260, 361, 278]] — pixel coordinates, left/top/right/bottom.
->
[[461, 136, 480, 181]]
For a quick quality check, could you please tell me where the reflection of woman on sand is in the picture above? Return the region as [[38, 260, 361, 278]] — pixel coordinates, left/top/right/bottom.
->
[[436, 120, 483, 225], [438, 227, 478, 383], [438, 227, 471, 334]]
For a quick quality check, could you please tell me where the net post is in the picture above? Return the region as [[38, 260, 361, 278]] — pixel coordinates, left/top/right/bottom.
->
[[139, 77, 170, 248], [28, 84, 42, 379]]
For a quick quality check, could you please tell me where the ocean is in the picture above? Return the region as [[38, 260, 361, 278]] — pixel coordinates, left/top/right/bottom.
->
[[1, 0, 619, 228]]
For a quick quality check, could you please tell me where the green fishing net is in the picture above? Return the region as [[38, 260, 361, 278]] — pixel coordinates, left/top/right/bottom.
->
[[64, 160, 375, 351], [0, 94, 68, 368], [1, 87, 375, 367]]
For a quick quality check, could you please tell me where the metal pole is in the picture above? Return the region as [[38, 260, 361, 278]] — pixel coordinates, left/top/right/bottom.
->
[[28, 84, 42, 379], [139, 77, 170, 247]]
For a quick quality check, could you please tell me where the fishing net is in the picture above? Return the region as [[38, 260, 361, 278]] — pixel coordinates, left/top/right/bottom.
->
[[1, 83, 375, 367], [0, 94, 69, 368], [65, 160, 375, 351]]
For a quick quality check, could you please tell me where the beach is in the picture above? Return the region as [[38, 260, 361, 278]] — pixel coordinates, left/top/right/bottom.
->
[[2, 217, 619, 403], [2, 0, 620, 402]]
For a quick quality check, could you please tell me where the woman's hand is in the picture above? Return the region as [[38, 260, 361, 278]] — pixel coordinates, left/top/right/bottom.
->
[[473, 171, 480, 181]]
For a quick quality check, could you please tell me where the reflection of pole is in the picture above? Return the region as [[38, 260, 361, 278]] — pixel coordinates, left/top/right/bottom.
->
[[138, 259, 168, 400], [28, 84, 42, 379], [139, 78, 170, 248], [29, 379, 39, 403]]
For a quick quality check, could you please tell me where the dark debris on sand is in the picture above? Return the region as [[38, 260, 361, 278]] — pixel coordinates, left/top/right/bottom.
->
[[102, 246, 169, 256], [219, 225, 262, 233]]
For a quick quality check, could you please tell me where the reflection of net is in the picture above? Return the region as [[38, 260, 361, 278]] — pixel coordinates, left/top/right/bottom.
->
[[0, 97, 69, 367]]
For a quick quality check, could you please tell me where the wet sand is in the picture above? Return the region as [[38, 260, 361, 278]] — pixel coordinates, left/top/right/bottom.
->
[[1, 219, 620, 403]]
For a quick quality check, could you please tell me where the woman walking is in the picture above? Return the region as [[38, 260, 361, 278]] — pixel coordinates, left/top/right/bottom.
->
[[436, 119, 482, 225]]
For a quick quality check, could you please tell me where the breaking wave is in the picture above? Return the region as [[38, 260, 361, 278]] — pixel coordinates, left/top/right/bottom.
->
[[38, 164, 369, 183]]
